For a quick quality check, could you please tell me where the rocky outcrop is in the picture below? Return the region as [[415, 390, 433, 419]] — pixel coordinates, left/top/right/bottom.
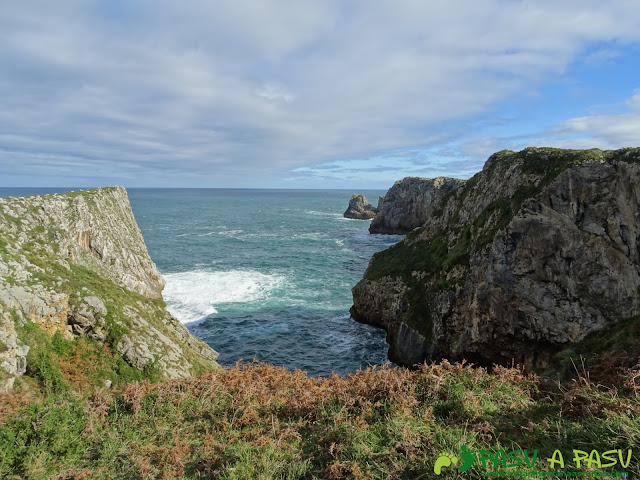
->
[[0, 187, 218, 390], [352, 147, 640, 369], [369, 177, 466, 234], [0, 309, 28, 393], [344, 194, 378, 220]]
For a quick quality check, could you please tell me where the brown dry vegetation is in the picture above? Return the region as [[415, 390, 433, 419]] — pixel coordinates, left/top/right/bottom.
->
[[1, 358, 639, 479]]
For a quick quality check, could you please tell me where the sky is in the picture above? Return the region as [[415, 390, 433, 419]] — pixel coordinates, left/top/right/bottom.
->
[[1, 1, 640, 189]]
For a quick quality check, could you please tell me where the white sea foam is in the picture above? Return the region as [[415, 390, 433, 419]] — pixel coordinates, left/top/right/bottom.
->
[[198, 229, 244, 237], [163, 270, 284, 324], [292, 232, 323, 241], [304, 210, 341, 217]]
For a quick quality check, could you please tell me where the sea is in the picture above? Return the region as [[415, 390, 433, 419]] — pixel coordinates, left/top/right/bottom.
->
[[0, 188, 404, 376]]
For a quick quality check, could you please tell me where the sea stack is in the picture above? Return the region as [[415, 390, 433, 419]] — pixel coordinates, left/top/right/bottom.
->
[[343, 194, 378, 220]]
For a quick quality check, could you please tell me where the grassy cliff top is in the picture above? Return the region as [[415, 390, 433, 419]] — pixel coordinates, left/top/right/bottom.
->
[[0, 360, 638, 479]]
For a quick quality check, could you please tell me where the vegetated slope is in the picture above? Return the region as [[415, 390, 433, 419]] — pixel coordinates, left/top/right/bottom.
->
[[0, 187, 218, 394], [352, 147, 640, 369], [0, 183, 638, 480], [1, 361, 639, 479]]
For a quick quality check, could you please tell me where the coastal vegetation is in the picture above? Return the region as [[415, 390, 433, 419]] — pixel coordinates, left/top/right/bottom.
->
[[1, 358, 639, 479], [2, 152, 640, 479]]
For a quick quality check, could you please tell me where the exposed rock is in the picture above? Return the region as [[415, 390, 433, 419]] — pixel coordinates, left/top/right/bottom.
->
[[344, 194, 377, 220], [352, 147, 640, 369], [0, 308, 29, 393], [68, 297, 107, 341], [0, 187, 164, 299], [0, 187, 218, 390], [117, 334, 152, 370], [0, 283, 73, 338], [369, 177, 466, 234]]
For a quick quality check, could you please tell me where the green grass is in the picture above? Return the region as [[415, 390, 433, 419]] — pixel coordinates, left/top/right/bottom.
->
[[545, 316, 640, 381], [1, 362, 637, 479], [12, 315, 159, 396]]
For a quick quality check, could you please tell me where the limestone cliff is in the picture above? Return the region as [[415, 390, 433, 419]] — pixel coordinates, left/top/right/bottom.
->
[[344, 194, 378, 220], [369, 177, 466, 234], [0, 187, 217, 391], [351, 147, 640, 369]]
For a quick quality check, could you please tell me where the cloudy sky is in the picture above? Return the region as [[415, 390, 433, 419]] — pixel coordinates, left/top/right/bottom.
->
[[1, 1, 639, 188]]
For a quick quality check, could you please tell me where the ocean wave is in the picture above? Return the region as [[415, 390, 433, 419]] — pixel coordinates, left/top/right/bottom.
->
[[292, 232, 323, 240], [197, 229, 244, 238], [163, 270, 284, 324], [304, 210, 342, 218]]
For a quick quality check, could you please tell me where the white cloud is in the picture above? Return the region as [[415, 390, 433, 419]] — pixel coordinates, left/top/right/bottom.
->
[[254, 83, 296, 103], [627, 90, 640, 112], [456, 88, 640, 156], [1, 1, 640, 186]]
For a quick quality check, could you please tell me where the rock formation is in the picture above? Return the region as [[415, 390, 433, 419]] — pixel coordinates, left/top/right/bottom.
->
[[344, 194, 378, 220], [0, 187, 218, 391], [351, 147, 640, 369], [369, 177, 466, 234]]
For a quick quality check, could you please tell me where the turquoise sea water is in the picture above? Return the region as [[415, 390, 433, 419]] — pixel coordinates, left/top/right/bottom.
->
[[0, 188, 403, 376]]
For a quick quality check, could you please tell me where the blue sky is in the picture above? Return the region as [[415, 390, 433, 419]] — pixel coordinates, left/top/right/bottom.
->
[[1, 1, 639, 189]]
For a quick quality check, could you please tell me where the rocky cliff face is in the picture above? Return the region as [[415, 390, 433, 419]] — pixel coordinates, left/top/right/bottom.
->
[[0, 187, 217, 391], [344, 194, 378, 220], [352, 147, 640, 369], [369, 177, 466, 234]]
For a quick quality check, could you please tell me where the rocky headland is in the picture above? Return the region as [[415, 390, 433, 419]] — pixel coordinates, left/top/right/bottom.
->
[[1, 167, 639, 480], [369, 177, 466, 234], [343, 194, 378, 220], [0, 187, 218, 392], [352, 147, 640, 369]]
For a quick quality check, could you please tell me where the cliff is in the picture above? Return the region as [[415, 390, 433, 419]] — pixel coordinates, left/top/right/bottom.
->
[[352, 147, 640, 369], [369, 177, 466, 234], [0, 187, 217, 392]]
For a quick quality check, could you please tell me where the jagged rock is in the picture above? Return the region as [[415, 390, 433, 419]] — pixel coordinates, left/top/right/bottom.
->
[[0, 283, 73, 338], [352, 147, 640, 369], [69, 297, 107, 341], [84, 296, 107, 315], [0, 309, 29, 392], [369, 177, 466, 234], [117, 334, 153, 370], [0, 187, 218, 389], [344, 194, 377, 220]]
